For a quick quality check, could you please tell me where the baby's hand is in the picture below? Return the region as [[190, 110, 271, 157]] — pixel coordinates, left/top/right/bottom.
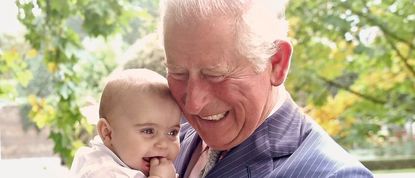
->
[[148, 157, 177, 178]]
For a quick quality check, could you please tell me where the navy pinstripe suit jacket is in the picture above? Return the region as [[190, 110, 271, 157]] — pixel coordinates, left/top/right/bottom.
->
[[174, 97, 373, 178]]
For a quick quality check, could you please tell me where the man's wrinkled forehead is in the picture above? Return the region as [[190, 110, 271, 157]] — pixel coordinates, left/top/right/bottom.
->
[[166, 61, 231, 72]]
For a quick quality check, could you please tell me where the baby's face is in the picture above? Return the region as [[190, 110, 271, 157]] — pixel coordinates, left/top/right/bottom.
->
[[108, 91, 181, 176]]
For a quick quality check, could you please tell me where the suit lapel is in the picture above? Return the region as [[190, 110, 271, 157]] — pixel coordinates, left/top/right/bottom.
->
[[207, 97, 302, 177], [207, 121, 274, 177], [174, 125, 200, 177]]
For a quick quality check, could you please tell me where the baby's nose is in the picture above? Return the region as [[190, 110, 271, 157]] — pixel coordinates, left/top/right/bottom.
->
[[155, 136, 169, 149]]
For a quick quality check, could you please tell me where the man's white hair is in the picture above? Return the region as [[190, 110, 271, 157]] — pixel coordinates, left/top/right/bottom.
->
[[160, 0, 290, 72]]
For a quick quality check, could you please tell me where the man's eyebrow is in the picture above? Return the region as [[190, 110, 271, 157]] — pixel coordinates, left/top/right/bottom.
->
[[203, 64, 230, 73], [166, 65, 187, 73], [166, 63, 183, 69]]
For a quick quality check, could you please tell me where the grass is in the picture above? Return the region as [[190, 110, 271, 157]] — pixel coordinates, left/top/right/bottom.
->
[[373, 168, 415, 174]]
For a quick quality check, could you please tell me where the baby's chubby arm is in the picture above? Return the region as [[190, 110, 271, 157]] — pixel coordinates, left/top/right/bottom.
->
[[147, 157, 177, 178]]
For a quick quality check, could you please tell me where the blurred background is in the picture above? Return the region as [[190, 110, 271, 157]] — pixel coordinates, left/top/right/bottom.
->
[[0, 0, 414, 177]]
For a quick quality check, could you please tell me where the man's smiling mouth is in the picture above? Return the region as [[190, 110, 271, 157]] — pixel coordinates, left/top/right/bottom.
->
[[200, 111, 228, 121]]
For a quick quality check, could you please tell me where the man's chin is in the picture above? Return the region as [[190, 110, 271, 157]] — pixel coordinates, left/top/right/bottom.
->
[[202, 136, 235, 150]]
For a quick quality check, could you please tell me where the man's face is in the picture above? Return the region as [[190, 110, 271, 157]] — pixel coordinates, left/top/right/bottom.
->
[[164, 19, 276, 150], [109, 91, 181, 176]]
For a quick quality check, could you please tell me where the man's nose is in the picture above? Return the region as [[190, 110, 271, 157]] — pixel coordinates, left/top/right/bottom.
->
[[183, 77, 209, 115]]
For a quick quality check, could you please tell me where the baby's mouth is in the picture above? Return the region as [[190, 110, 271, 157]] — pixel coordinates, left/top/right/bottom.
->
[[143, 157, 151, 164], [143, 156, 164, 164], [142, 157, 152, 169], [142, 156, 166, 175]]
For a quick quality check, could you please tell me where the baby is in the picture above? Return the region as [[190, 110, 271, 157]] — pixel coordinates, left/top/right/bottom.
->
[[70, 69, 181, 178]]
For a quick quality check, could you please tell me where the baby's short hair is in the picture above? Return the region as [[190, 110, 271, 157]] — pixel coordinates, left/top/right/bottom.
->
[[99, 68, 172, 119]]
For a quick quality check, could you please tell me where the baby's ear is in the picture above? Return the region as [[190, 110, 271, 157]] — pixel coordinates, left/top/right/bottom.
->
[[97, 118, 113, 147]]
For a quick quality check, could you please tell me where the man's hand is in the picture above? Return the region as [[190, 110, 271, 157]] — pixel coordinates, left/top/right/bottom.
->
[[147, 157, 177, 178]]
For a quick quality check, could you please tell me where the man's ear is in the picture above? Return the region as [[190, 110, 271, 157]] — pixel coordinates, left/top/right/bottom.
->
[[97, 118, 113, 147], [270, 40, 292, 86]]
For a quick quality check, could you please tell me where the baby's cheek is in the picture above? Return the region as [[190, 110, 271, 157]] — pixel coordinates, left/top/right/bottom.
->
[[171, 142, 180, 160]]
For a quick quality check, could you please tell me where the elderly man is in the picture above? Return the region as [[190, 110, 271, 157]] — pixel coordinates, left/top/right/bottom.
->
[[161, 0, 373, 177]]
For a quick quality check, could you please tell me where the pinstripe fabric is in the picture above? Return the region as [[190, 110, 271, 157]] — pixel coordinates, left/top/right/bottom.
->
[[174, 97, 373, 178]]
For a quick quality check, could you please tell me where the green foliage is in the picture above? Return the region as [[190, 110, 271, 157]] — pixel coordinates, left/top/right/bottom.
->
[[0, 35, 34, 99], [123, 0, 160, 44], [11, 0, 159, 166], [123, 33, 166, 76], [286, 0, 415, 151]]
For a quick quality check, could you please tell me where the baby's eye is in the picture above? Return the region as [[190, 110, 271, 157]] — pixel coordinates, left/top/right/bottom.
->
[[141, 128, 155, 135], [167, 129, 179, 137]]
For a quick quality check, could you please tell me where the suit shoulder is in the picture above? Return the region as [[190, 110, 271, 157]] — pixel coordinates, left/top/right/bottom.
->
[[273, 127, 373, 177], [179, 122, 195, 141]]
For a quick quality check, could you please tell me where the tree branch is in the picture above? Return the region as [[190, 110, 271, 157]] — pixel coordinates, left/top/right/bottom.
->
[[338, 2, 415, 78], [385, 37, 415, 78], [317, 75, 386, 105], [339, 2, 415, 50]]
